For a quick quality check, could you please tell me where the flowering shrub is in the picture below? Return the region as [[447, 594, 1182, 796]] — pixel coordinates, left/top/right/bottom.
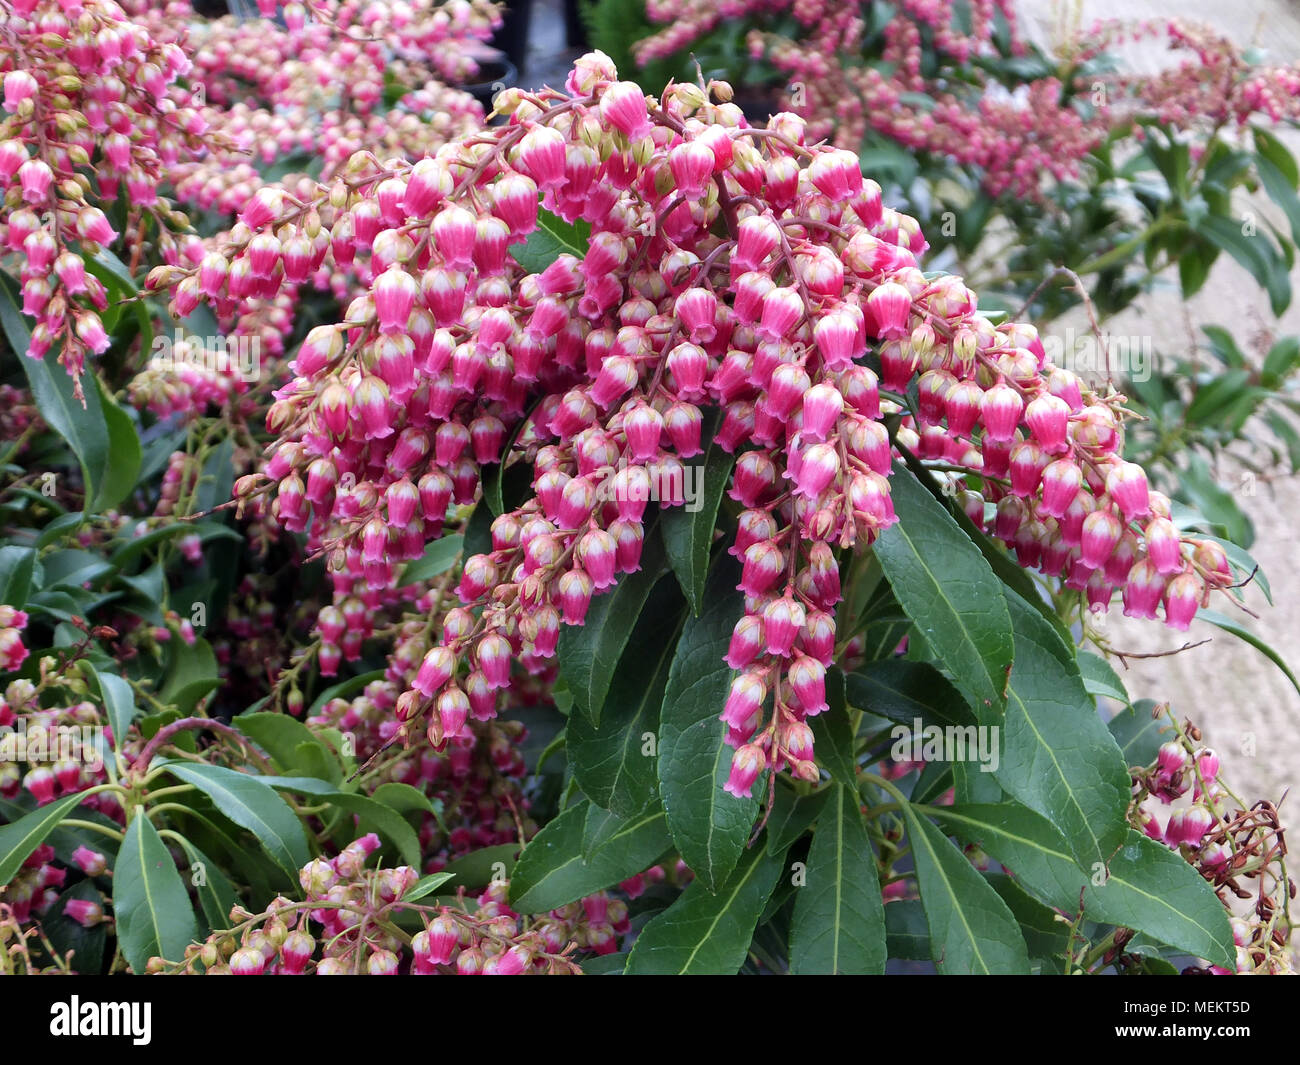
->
[[0, 0, 1293, 977]]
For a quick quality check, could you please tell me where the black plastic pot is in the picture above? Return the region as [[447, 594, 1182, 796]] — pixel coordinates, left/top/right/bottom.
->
[[462, 58, 520, 112], [564, 0, 588, 49], [490, 0, 534, 80]]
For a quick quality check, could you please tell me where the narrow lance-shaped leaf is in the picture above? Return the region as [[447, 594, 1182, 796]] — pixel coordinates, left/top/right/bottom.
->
[[0, 792, 89, 885], [901, 804, 1031, 975], [873, 465, 1013, 720], [158, 761, 310, 880], [659, 411, 735, 615], [657, 554, 759, 892], [567, 575, 685, 817], [557, 522, 668, 726], [932, 803, 1234, 968], [508, 800, 672, 913], [624, 838, 786, 975], [114, 813, 199, 972], [790, 784, 886, 974], [996, 593, 1130, 868]]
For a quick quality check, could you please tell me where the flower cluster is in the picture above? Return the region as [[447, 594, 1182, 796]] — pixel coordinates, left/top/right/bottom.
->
[[157, 53, 1238, 800], [0, 0, 212, 395], [1129, 718, 1294, 975], [160, 835, 627, 974], [630, 4, 1300, 202]]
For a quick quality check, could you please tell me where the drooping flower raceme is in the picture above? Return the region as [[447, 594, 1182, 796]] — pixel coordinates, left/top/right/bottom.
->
[[167, 52, 1237, 800]]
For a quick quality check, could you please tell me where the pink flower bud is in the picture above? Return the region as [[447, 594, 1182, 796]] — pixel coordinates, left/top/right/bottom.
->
[[1106, 462, 1151, 521], [669, 140, 716, 199], [599, 81, 652, 140], [866, 282, 912, 341], [17, 158, 52, 204], [724, 743, 766, 798]]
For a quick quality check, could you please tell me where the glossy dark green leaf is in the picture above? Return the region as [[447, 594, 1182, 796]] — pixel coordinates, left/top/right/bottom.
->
[[509, 208, 591, 273], [1192, 213, 1290, 315], [397, 534, 464, 587], [159, 637, 220, 715], [657, 555, 759, 892], [86, 666, 138, 751], [997, 593, 1129, 867], [0, 792, 88, 885], [567, 576, 684, 816], [158, 761, 310, 879], [1077, 651, 1129, 706], [316, 791, 422, 866], [809, 667, 856, 787], [115, 814, 198, 972], [1107, 700, 1166, 769], [557, 524, 667, 726], [789, 784, 886, 974], [624, 839, 784, 974], [884, 899, 929, 960], [766, 782, 829, 855], [509, 800, 672, 913], [175, 836, 240, 933], [0, 546, 35, 608], [405, 871, 456, 903], [1, 272, 141, 511], [874, 466, 1013, 720], [234, 712, 342, 785], [846, 658, 975, 729], [932, 803, 1234, 968], [659, 416, 734, 615], [902, 805, 1030, 974]]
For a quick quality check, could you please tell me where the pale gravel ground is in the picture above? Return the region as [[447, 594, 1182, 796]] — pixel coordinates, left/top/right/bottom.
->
[[1017, 0, 1300, 815]]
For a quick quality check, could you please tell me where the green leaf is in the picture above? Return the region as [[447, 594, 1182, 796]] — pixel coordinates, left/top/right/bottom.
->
[[174, 836, 240, 934], [0, 272, 141, 511], [158, 637, 220, 715], [766, 783, 829, 855], [874, 466, 1013, 720], [659, 415, 734, 615], [115, 814, 199, 972], [157, 761, 310, 880], [567, 575, 684, 817], [789, 784, 886, 974], [846, 658, 975, 729], [405, 872, 456, 903], [623, 838, 785, 974], [0, 795, 118, 872], [316, 791, 422, 866], [439, 843, 521, 890], [508, 208, 591, 273], [884, 899, 929, 960], [508, 800, 671, 913], [1192, 213, 1291, 316], [44, 879, 108, 974], [0, 546, 36, 607], [307, 669, 385, 716], [657, 555, 759, 892], [808, 667, 856, 787], [1108, 700, 1167, 769], [234, 712, 342, 785], [1255, 153, 1300, 246], [397, 534, 464, 587], [933, 804, 1234, 967], [93, 668, 139, 750], [0, 792, 88, 885], [901, 805, 1030, 974], [1197, 608, 1300, 698], [1077, 651, 1129, 705], [1254, 126, 1299, 187], [557, 524, 668, 726], [997, 593, 1130, 867], [1262, 336, 1300, 388]]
